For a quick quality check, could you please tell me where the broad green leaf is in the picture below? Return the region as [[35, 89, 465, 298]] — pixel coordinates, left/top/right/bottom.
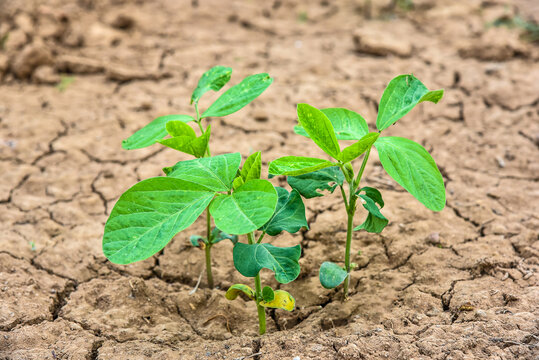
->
[[225, 284, 254, 300], [262, 286, 275, 302], [166, 153, 241, 192], [375, 137, 445, 211], [166, 121, 196, 138], [159, 125, 211, 158], [210, 226, 238, 245], [202, 73, 273, 118], [260, 187, 308, 236], [189, 235, 207, 247], [191, 66, 232, 105], [354, 194, 388, 233], [294, 108, 369, 140], [339, 132, 379, 163], [319, 261, 348, 289], [376, 74, 444, 131], [122, 114, 194, 150], [287, 166, 344, 199], [240, 151, 261, 182], [297, 104, 341, 159], [259, 290, 295, 311], [269, 156, 335, 176], [103, 177, 215, 264], [210, 180, 278, 235], [233, 243, 301, 284]]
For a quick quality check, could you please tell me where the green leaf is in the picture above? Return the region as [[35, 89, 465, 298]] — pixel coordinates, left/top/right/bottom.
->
[[297, 104, 341, 159], [376, 74, 444, 131], [287, 166, 344, 199], [191, 66, 232, 105], [354, 194, 388, 233], [269, 156, 335, 176], [225, 284, 254, 300], [166, 153, 241, 192], [102, 177, 215, 264], [166, 121, 196, 138], [357, 187, 384, 208], [338, 132, 379, 163], [259, 290, 295, 311], [375, 137, 445, 211], [294, 108, 369, 140], [233, 243, 301, 284], [189, 235, 207, 247], [201, 73, 273, 118], [319, 261, 348, 289], [210, 226, 238, 245], [210, 180, 278, 235], [260, 187, 308, 236], [159, 125, 211, 158], [122, 114, 194, 150], [232, 176, 244, 190], [240, 151, 262, 182], [262, 286, 275, 302]]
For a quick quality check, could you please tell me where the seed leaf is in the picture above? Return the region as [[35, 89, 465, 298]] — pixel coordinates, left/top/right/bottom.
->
[[189, 235, 207, 247], [191, 66, 232, 105], [102, 177, 216, 264], [166, 121, 196, 138], [166, 153, 241, 192], [202, 73, 273, 118], [354, 193, 388, 233], [122, 114, 194, 150], [338, 132, 379, 163], [297, 104, 341, 159], [240, 151, 262, 182], [233, 243, 301, 284], [375, 136, 445, 211], [159, 125, 211, 158], [210, 180, 278, 235], [225, 284, 255, 300], [295, 108, 369, 140], [259, 290, 295, 311], [376, 74, 444, 131], [287, 166, 344, 199], [319, 262, 348, 289], [269, 156, 335, 176], [262, 286, 275, 302], [210, 226, 238, 245], [260, 187, 308, 236]]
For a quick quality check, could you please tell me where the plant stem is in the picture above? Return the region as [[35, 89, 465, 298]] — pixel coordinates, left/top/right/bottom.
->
[[205, 207, 214, 288], [353, 148, 371, 192], [248, 232, 266, 335]]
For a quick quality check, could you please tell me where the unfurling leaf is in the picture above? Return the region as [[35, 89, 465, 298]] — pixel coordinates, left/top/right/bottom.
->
[[159, 125, 211, 158], [269, 156, 335, 176], [287, 166, 344, 199], [259, 290, 295, 311], [375, 136, 445, 211], [319, 261, 348, 289], [296, 104, 341, 159], [233, 243, 301, 284], [210, 180, 278, 235], [376, 74, 444, 131], [191, 66, 232, 105], [240, 151, 262, 182], [190, 235, 207, 247], [210, 226, 238, 245], [202, 73, 273, 118], [122, 114, 194, 150], [225, 284, 255, 300], [262, 286, 275, 302], [338, 132, 379, 163], [260, 187, 308, 236], [295, 108, 369, 140]]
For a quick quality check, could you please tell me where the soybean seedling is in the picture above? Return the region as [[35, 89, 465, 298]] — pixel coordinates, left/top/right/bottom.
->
[[113, 66, 273, 288], [269, 74, 446, 299]]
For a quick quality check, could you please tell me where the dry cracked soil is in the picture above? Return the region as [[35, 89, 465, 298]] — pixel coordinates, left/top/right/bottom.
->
[[0, 0, 538, 359]]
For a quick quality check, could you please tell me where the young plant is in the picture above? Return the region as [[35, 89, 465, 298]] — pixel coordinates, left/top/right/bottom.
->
[[110, 66, 273, 288], [269, 74, 446, 299]]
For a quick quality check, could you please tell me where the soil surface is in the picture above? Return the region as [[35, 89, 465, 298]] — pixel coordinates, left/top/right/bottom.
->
[[1, 0, 538, 359]]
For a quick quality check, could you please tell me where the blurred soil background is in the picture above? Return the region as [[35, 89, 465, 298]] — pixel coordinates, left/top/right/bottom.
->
[[0, 0, 538, 359]]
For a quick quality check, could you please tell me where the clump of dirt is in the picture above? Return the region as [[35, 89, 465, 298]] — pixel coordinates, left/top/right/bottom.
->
[[1, 0, 538, 359]]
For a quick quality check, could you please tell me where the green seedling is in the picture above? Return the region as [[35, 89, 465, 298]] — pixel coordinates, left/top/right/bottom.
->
[[269, 74, 446, 299], [225, 169, 308, 335], [111, 66, 273, 288], [56, 75, 75, 92]]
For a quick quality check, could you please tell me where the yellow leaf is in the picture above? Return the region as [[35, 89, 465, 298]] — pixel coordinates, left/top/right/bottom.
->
[[225, 284, 254, 300], [259, 290, 295, 311]]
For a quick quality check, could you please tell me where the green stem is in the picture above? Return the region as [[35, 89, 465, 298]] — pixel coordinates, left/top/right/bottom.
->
[[353, 148, 371, 192], [205, 207, 214, 288], [194, 103, 211, 157], [248, 232, 266, 335], [256, 231, 266, 244], [342, 202, 355, 299]]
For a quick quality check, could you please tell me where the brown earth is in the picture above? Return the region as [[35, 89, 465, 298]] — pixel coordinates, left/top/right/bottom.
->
[[1, 0, 538, 359]]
